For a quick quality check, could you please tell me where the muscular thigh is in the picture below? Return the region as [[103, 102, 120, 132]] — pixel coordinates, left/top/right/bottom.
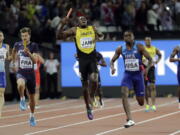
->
[[17, 78, 25, 86], [121, 86, 129, 97]]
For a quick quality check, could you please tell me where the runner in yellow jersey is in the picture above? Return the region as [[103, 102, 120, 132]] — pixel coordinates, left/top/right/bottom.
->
[[143, 37, 162, 112], [56, 16, 104, 120]]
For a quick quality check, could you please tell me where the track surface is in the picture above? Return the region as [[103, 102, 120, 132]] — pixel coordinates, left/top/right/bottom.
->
[[0, 98, 179, 135]]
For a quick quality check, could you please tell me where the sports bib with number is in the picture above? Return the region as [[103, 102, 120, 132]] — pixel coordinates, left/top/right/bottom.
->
[[19, 56, 33, 69], [80, 37, 93, 48], [125, 59, 139, 71]]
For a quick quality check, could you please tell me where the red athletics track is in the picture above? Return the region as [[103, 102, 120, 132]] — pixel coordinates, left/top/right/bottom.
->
[[0, 98, 179, 135]]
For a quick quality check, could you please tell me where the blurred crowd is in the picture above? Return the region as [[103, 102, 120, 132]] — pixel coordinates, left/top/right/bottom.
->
[[0, 0, 180, 42]]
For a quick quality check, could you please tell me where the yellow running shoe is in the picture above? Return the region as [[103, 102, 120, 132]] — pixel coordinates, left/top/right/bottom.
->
[[145, 104, 150, 112], [151, 105, 156, 112], [92, 97, 99, 108]]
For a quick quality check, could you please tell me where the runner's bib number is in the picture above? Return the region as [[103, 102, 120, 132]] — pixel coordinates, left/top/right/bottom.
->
[[20, 56, 33, 69], [125, 59, 139, 71], [80, 37, 94, 48]]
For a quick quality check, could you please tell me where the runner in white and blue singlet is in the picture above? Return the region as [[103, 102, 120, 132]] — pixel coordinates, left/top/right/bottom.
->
[[0, 31, 10, 118], [111, 31, 152, 128]]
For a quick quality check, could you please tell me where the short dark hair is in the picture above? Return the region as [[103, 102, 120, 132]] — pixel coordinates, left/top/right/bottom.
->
[[124, 30, 133, 34], [123, 30, 134, 37], [20, 27, 31, 35], [145, 36, 151, 39]]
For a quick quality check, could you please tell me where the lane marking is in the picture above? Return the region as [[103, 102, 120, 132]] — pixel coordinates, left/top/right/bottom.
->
[[169, 130, 180, 135], [96, 111, 180, 135], [2, 100, 79, 113], [1, 99, 114, 119], [24, 101, 176, 135], [0, 99, 124, 128]]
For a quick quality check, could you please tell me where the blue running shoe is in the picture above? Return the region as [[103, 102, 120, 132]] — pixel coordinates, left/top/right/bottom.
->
[[29, 116, 37, 126], [87, 109, 93, 120], [19, 100, 27, 111]]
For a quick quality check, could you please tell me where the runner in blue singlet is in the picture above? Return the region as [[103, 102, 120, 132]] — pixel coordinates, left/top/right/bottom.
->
[[110, 31, 152, 128]]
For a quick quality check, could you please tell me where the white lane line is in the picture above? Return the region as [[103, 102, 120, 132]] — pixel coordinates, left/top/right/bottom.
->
[[169, 130, 180, 135], [4, 99, 52, 108], [2, 100, 79, 113], [1, 99, 114, 119], [96, 110, 180, 135], [24, 101, 176, 135], [0, 99, 122, 128], [2, 98, 115, 113]]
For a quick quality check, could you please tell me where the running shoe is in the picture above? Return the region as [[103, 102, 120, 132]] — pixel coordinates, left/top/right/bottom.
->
[[29, 116, 37, 126], [19, 100, 27, 111], [92, 97, 99, 108], [124, 120, 135, 128], [145, 104, 150, 112], [151, 105, 156, 111], [87, 108, 93, 120]]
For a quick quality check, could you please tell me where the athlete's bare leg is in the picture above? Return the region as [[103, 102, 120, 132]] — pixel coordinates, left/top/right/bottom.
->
[[17, 78, 27, 111], [97, 87, 104, 106], [0, 88, 5, 118], [89, 72, 98, 105], [35, 85, 40, 106], [17, 78, 26, 99], [82, 80, 94, 120], [136, 96, 144, 106], [82, 81, 91, 110], [145, 85, 150, 111], [121, 86, 132, 120], [145, 85, 150, 105], [149, 83, 156, 105], [29, 94, 35, 113]]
